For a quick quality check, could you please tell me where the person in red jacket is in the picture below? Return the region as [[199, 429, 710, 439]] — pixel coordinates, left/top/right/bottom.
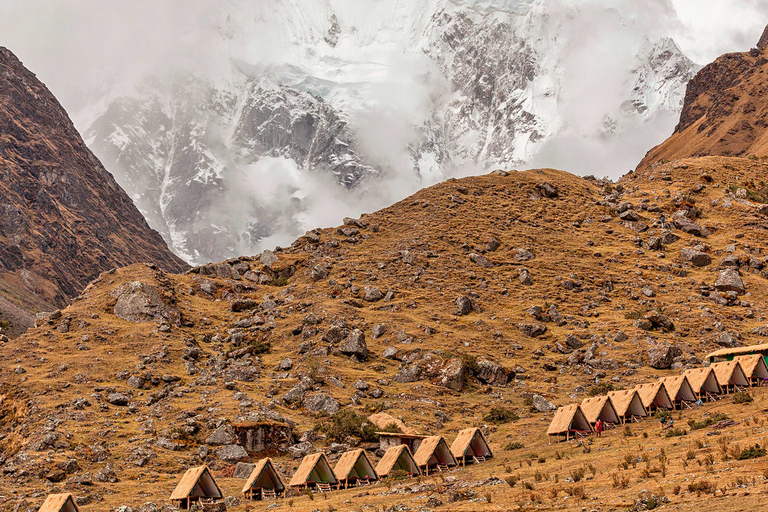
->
[[595, 418, 604, 438]]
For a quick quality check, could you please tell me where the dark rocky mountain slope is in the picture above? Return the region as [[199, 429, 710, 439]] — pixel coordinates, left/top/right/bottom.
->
[[0, 47, 188, 336]]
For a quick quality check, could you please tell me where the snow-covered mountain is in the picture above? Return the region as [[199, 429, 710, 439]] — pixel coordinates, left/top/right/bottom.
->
[[82, 0, 699, 264]]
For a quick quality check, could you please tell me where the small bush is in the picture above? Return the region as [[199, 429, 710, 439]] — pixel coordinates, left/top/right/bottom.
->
[[733, 391, 754, 404], [522, 481, 534, 490], [570, 467, 586, 482], [248, 338, 271, 355], [315, 409, 377, 442], [664, 428, 687, 438], [738, 444, 767, 460], [687, 480, 715, 494], [268, 277, 289, 287], [688, 412, 729, 431], [588, 382, 615, 396], [504, 475, 519, 488], [484, 407, 519, 424], [611, 473, 629, 489]]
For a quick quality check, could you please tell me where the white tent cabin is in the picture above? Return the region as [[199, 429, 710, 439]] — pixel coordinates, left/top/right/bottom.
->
[[658, 376, 696, 409], [334, 449, 379, 489], [735, 354, 768, 385], [580, 396, 621, 426], [413, 436, 457, 475], [288, 453, 339, 492], [546, 404, 592, 443], [634, 382, 674, 412], [450, 428, 493, 466], [606, 389, 647, 423], [241, 458, 285, 501], [37, 494, 80, 512], [711, 361, 750, 393], [169, 466, 224, 510], [682, 367, 722, 401]]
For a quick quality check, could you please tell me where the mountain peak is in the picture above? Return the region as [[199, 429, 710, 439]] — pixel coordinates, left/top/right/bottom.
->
[[758, 24, 768, 50]]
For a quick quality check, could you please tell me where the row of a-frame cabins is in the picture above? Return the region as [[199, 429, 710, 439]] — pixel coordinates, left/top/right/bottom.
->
[[547, 354, 768, 443], [33, 428, 493, 511]]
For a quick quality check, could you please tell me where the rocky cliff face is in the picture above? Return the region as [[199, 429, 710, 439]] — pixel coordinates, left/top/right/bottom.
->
[[0, 47, 188, 335], [82, 0, 699, 265], [639, 25, 768, 169]]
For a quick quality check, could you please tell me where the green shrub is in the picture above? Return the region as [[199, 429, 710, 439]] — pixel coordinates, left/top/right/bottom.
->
[[664, 428, 687, 438], [505, 441, 524, 451], [733, 391, 753, 404], [484, 407, 519, 424], [315, 409, 377, 442], [737, 444, 766, 460], [248, 338, 271, 354], [379, 422, 403, 434], [268, 277, 289, 287], [588, 383, 615, 396], [688, 412, 729, 431]]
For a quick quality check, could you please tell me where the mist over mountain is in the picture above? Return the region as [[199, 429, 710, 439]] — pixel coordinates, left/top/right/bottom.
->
[[3, 1, 763, 264]]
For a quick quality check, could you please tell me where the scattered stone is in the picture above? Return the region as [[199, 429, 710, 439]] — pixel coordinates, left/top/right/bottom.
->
[[532, 394, 556, 412], [311, 265, 329, 281], [438, 358, 465, 391], [681, 248, 711, 267], [514, 249, 535, 261], [536, 182, 559, 198], [231, 298, 257, 312], [469, 253, 493, 268], [106, 393, 130, 406], [715, 331, 740, 348], [646, 345, 682, 369], [519, 268, 533, 285], [455, 296, 474, 315], [205, 425, 236, 446], [363, 286, 384, 302], [216, 444, 249, 463], [303, 393, 341, 414], [518, 323, 547, 338], [339, 329, 368, 360], [110, 282, 179, 324], [714, 268, 746, 295], [372, 324, 386, 339], [233, 462, 255, 479]]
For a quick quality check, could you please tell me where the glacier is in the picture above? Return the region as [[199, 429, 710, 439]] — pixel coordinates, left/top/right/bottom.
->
[[81, 0, 700, 264]]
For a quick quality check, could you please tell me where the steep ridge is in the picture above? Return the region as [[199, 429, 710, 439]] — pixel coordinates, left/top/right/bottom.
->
[[0, 48, 188, 336], [2, 154, 768, 509], [639, 26, 768, 168]]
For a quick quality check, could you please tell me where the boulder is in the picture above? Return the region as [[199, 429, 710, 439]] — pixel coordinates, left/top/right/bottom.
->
[[382, 347, 398, 359], [260, 250, 278, 268], [536, 182, 559, 198], [110, 282, 180, 324], [469, 253, 493, 268], [660, 231, 680, 245], [514, 249, 535, 261], [532, 394, 556, 412], [518, 323, 547, 338], [519, 268, 533, 285], [205, 425, 236, 446], [634, 318, 653, 331], [106, 393, 130, 406], [363, 286, 384, 302], [338, 329, 368, 360], [216, 444, 249, 463], [646, 345, 682, 370], [476, 360, 510, 386], [454, 296, 473, 315], [393, 363, 422, 383], [672, 211, 708, 237], [372, 324, 386, 339], [565, 334, 583, 349], [323, 324, 350, 344], [644, 311, 674, 331], [714, 268, 745, 295], [310, 265, 329, 281], [233, 462, 255, 480], [287, 442, 315, 459], [681, 248, 711, 267], [619, 210, 640, 222], [438, 358, 465, 391], [715, 332, 740, 348], [303, 393, 341, 414]]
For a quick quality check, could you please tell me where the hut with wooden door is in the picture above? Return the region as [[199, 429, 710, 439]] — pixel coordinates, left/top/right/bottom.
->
[[413, 436, 457, 475], [376, 445, 421, 478], [711, 361, 750, 393], [169, 466, 224, 510], [241, 458, 285, 501], [546, 404, 592, 443], [634, 382, 674, 412], [37, 494, 80, 512], [658, 376, 696, 409], [580, 396, 620, 426], [288, 453, 338, 492], [683, 367, 722, 401], [606, 390, 647, 423], [333, 449, 378, 489], [450, 428, 493, 466], [735, 354, 768, 385]]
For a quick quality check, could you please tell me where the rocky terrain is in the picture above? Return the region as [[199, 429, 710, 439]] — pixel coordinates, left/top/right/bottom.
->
[[83, 0, 699, 264], [0, 48, 188, 337], [2, 153, 768, 510], [639, 33, 768, 168]]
